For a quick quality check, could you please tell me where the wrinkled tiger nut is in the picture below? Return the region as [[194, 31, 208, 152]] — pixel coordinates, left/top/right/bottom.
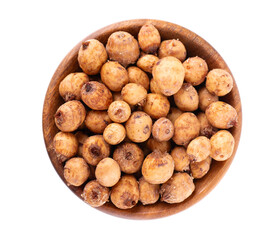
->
[[81, 81, 113, 110], [82, 180, 110, 207], [183, 56, 208, 86], [111, 175, 139, 209], [139, 177, 160, 205], [95, 158, 121, 187], [152, 56, 185, 96], [190, 156, 212, 179], [146, 138, 171, 153], [108, 100, 131, 123], [113, 142, 144, 174], [174, 83, 199, 112], [78, 39, 107, 75], [150, 78, 162, 94], [121, 83, 147, 106], [85, 110, 111, 134], [173, 112, 200, 146], [210, 130, 235, 161], [143, 93, 170, 119], [187, 136, 211, 162], [100, 61, 129, 91], [205, 101, 238, 129], [197, 112, 218, 138], [158, 39, 187, 62], [59, 72, 89, 101], [75, 131, 89, 157], [206, 69, 233, 96], [106, 31, 140, 67], [54, 100, 86, 132], [75, 131, 88, 145], [53, 131, 78, 162], [170, 146, 190, 172], [125, 111, 152, 143], [138, 24, 161, 54], [160, 172, 195, 204], [142, 151, 174, 184], [127, 66, 150, 91], [137, 54, 159, 73], [152, 117, 174, 142], [198, 87, 219, 112], [64, 157, 90, 186], [167, 107, 183, 125], [82, 135, 110, 166], [103, 123, 126, 145], [112, 91, 123, 101]]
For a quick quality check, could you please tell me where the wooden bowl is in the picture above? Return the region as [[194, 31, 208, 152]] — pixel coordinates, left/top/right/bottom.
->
[[42, 19, 242, 219]]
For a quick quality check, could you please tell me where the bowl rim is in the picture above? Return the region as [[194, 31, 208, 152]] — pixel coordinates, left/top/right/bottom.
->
[[42, 19, 242, 220]]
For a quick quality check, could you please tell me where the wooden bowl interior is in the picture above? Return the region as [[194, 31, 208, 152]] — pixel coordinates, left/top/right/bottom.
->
[[42, 19, 242, 220]]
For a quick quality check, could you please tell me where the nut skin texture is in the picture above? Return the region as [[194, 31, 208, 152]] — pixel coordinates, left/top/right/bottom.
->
[[64, 157, 90, 187], [112, 91, 123, 101], [54, 100, 86, 132], [106, 31, 140, 67], [85, 110, 111, 134], [143, 93, 170, 119], [59, 72, 89, 101], [158, 39, 187, 62], [75, 131, 88, 145], [125, 111, 152, 143], [206, 69, 234, 96], [127, 66, 150, 91], [146, 138, 171, 153], [150, 78, 162, 94], [121, 83, 147, 106], [100, 61, 129, 91], [111, 175, 139, 209], [82, 180, 109, 207], [78, 39, 107, 75], [174, 83, 199, 111], [113, 142, 144, 174], [205, 101, 238, 129], [173, 112, 201, 146], [187, 136, 211, 162], [142, 151, 174, 184], [183, 56, 208, 86], [160, 172, 195, 204], [152, 56, 185, 96], [190, 156, 212, 179], [198, 86, 219, 112], [53, 132, 78, 162], [210, 130, 235, 161], [103, 123, 126, 145], [95, 158, 121, 187], [81, 81, 113, 110], [137, 54, 159, 73], [170, 146, 190, 172], [108, 100, 131, 123], [197, 112, 218, 138], [139, 177, 160, 205], [82, 135, 110, 166], [75, 131, 89, 157], [138, 24, 161, 54], [152, 117, 174, 142], [167, 107, 183, 124]]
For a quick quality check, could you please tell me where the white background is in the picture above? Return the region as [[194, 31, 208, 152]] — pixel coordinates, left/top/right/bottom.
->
[[1, 0, 277, 239]]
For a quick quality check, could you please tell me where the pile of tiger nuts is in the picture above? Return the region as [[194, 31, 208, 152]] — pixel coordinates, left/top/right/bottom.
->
[[53, 23, 237, 209]]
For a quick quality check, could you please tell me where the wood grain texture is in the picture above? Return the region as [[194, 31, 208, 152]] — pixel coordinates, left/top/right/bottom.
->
[[42, 19, 242, 220]]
